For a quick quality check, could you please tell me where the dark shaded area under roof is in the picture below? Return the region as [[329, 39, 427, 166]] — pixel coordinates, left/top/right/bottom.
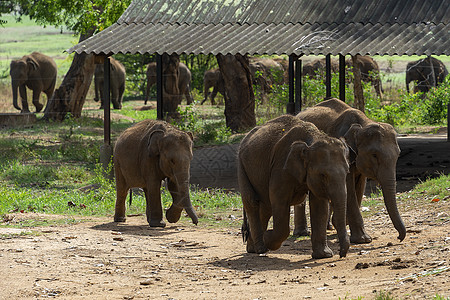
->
[[69, 0, 450, 56]]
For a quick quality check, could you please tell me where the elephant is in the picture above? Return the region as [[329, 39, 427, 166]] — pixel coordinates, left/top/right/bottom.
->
[[239, 114, 350, 259], [94, 57, 126, 110], [10, 52, 57, 113], [346, 55, 383, 98], [302, 58, 339, 78], [405, 56, 448, 94], [249, 57, 285, 104], [293, 98, 406, 245], [114, 119, 198, 227], [200, 68, 227, 105], [145, 62, 193, 106]]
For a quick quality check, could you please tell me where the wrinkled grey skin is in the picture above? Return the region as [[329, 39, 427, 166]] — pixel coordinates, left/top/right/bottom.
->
[[94, 57, 126, 109], [294, 99, 406, 245], [145, 62, 193, 105], [114, 120, 198, 227], [405, 56, 448, 94], [10, 52, 57, 113], [201, 68, 227, 105], [239, 115, 350, 259], [346, 56, 383, 98]]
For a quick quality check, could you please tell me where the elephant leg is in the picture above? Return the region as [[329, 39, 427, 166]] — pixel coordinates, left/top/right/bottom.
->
[[243, 203, 267, 253], [114, 168, 128, 222], [118, 85, 125, 109], [210, 87, 218, 105], [293, 195, 309, 236], [32, 90, 44, 113], [183, 85, 193, 105], [19, 85, 30, 113], [347, 172, 372, 244], [145, 181, 165, 227], [264, 201, 290, 251], [309, 193, 333, 259], [111, 89, 120, 109]]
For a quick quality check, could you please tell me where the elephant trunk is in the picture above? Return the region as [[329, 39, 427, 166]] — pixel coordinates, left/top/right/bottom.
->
[[11, 80, 21, 111], [165, 175, 198, 225], [379, 175, 406, 242], [330, 187, 350, 258]]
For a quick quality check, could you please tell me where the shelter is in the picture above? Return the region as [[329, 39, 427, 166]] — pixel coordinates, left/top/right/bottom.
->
[[69, 0, 450, 141]]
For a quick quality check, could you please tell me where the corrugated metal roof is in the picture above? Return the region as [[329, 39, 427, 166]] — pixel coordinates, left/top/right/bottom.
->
[[69, 0, 450, 56], [119, 0, 449, 25]]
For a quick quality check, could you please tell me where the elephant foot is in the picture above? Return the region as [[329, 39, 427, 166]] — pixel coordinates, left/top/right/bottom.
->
[[350, 233, 372, 244], [312, 246, 333, 259], [114, 215, 126, 223], [149, 219, 166, 228], [21, 109, 30, 114], [293, 227, 310, 237], [246, 242, 268, 254]]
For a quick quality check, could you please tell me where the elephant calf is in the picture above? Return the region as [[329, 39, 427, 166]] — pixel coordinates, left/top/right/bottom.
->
[[10, 52, 57, 113], [239, 115, 350, 259], [94, 57, 126, 110], [114, 120, 198, 227]]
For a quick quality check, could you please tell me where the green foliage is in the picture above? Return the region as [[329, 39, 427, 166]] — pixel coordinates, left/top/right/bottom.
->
[[173, 104, 233, 145], [181, 54, 218, 91], [410, 174, 450, 200], [421, 76, 450, 124], [6, 0, 131, 34], [366, 77, 450, 126], [114, 53, 154, 100]]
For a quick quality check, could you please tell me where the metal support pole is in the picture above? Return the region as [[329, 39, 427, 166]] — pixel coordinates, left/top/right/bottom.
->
[[294, 57, 302, 114], [103, 57, 111, 145], [100, 56, 113, 180], [287, 54, 295, 115], [325, 54, 332, 98], [156, 54, 164, 120], [339, 54, 346, 102]]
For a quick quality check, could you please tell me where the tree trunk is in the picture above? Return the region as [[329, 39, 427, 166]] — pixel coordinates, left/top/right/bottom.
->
[[351, 55, 365, 112], [216, 54, 256, 132], [43, 31, 96, 121], [162, 53, 182, 119]]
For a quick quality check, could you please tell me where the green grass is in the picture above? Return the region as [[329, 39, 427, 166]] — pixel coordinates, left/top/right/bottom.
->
[[0, 15, 75, 80]]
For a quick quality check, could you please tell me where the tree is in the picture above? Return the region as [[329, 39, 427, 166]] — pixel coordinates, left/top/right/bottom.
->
[[216, 54, 256, 132], [2, 0, 131, 120], [351, 54, 365, 112]]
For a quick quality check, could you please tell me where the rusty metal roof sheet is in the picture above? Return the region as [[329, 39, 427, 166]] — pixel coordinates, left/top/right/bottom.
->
[[69, 0, 450, 56]]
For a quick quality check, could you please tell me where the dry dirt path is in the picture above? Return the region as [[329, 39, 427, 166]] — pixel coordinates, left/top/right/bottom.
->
[[1, 194, 449, 300]]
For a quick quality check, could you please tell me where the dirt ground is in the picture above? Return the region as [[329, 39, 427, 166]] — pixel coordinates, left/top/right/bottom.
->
[[1, 104, 450, 299], [0, 196, 449, 300], [1, 132, 450, 300]]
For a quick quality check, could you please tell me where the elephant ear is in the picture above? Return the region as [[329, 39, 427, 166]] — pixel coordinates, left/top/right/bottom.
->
[[147, 130, 165, 157], [343, 124, 362, 164], [283, 141, 309, 184], [26, 57, 38, 72]]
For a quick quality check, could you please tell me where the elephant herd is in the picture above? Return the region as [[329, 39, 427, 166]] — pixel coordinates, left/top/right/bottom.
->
[[114, 98, 406, 260], [9, 52, 448, 113]]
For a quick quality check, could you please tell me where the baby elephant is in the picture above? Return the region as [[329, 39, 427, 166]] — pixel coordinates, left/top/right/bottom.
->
[[239, 115, 350, 259], [114, 120, 198, 227]]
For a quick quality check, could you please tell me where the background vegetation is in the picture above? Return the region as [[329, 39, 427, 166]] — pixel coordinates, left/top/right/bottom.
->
[[0, 16, 449, 224]]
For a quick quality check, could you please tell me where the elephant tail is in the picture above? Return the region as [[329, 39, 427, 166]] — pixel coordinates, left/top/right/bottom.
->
[[241, 209, 250, 244]]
